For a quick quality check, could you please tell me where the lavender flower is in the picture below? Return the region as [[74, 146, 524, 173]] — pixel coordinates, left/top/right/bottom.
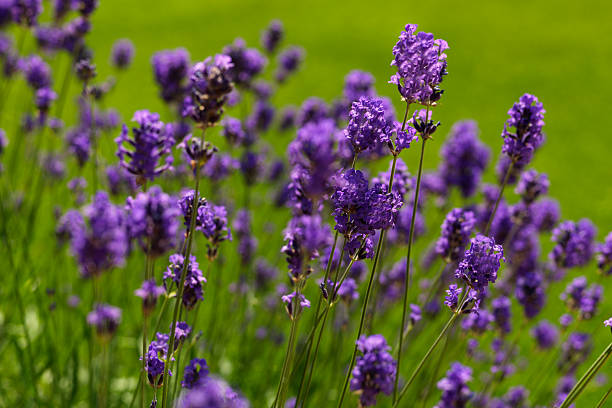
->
[[196, 200, 232, 260], [350, 334, 396, 407], [515, 270, 546, 319], [297, 97, 329, 126], [111, 39, 134, 69], [135, 279, 165, 315], [20, 55, 51, 89], [531, 320, 559, 349], [560, 332, 592, 373], [261, 20, 283, 53], [501, 93, 545, 165], [152, 48, 190, 103], [390, 24, 448, 105], [434, 362, 472, 408], [435, 208, 476, 263], [87, 303, 121, 338], [516, 169, 549, 204], [275, 46, 304, 83], [491, 296, 512, 334], [180, 376, 248, 408], [183, 54, 234, 127], [550, 219, 597, 268], [11, 0, 43, 26], [182, 358, 209, 389], [455, 235, 504, 294], [66, 191, 128, 277], [532, 198, 560, 232], [281, 291, 310, 319], [597, 232, 612, 275], [223, 38, 266, 87], [281, 214, 330, 281], [125, 186, 180, 257], [115, 110, 174, 184], [344, 97, 391, 155], [461, 309, 493, 334], [105, 164, 137, 196], [164, 254, 206, 310], [439, 120, 490, 197], [344, 70, 375, 103], [561, 276, 603, 319], [444, 284, 462, 311]]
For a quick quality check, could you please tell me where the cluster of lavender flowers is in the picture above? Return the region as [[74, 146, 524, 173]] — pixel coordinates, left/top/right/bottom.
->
[[2, 5, 612, 408]]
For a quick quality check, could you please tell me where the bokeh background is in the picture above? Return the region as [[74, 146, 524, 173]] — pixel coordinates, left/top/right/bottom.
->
[[86, 0, 612, 226], [2, 0, 612, 406]]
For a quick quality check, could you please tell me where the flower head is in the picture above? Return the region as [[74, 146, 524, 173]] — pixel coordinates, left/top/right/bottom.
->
[[223, 38, 265, 87], [390, 24, 448, 105], [455, 235, 504, 294], [126, 186, 180, 257], [87, 303, 121, 338], [164, 254, 206, 310], [135, 279, 165, 315], [182, 358, 209, 389], [344, 97, 391, 155], [111, 39, 134, 69], [434, 362, 473, 408], [350, 334, 396, 407], [501, 93, 545, 165], [531, 320, 559, 349], [115, 110, 174, 184], [550, 219, 596, 268], [261, 20, 283, 54], [516, 169, 549, 204], [152, 48, 190, 103], [436, 208, 476, 263]]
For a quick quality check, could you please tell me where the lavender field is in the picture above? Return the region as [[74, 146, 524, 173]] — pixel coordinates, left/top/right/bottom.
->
[[1, 1, 612, 407]]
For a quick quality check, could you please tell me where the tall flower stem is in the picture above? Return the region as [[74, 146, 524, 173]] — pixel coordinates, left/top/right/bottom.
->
[[299, 244, 364, 407], [336, 151, 401, 407], [394, 109, 427, 402], [273, 281, 304, 408], [160, 128, 206, 408], [294, 232, 339, 403], [484, 159, 515, 235], [558, 341, 612, 408], [393, 293, 468, 408]]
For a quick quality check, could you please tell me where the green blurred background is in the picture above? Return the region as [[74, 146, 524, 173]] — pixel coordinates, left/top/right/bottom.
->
[[87, 0, 612, 229]]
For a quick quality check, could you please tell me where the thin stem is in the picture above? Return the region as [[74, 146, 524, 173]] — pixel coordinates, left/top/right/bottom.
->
[[273, 289, 302, 408], [295, 232, 339, 404], [596, 383, 612, 408], [160, 128, 206, 408], [484, 160, 515, 236], [394, 136, 427, 402], [559, 341, 612, 408], [337, 230, 387, 407], [393, 296, 467, 408]]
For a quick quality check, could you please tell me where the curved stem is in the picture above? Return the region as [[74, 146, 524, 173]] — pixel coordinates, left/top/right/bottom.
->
[[393, 295, 467, 408], [394, 136, 427, 402]]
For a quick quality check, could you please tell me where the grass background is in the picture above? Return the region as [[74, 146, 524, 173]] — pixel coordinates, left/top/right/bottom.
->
[[1, 0, 611, 406]]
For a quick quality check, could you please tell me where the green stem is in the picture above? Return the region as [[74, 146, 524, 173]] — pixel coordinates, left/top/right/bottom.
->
[[294, 232, 339, 404], [394, 135, 427, 402], [393, 296, 467, 408], [559, 341, 612, 408], [337, 230, 388, 407], [160, 128, 206, 408], [596, 383, 612, 408]]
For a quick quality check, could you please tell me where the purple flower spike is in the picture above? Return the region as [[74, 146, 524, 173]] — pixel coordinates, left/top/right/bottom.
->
[[434, 362, 473, 408], [261, 20, 283, 54], [597, 232, 612, 275], [531, 320, 559, 349], [550, 219, 597, 268], [344, 97, 391, 155], [344, 70, 375, 103], [126, 186, 180, 257], [135, 279, 165, 315], [66, 191, 128, 278], [182, 358, 209, 389], [501, 93, 546, 166], [350, 334, 396, 407], [516, 169, 549, 204], [390, 24, 448, 105], [281, 291, 310, 319], [439, 121, 490, 198], [455, 235, 504, 295], [436, 208, 476, 263], [223, 38, 266, 87], [152, 48, 190, 103], [87, 303, 121, 339], [111, 39, 134, 69], [115, 110, 175, 185]]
